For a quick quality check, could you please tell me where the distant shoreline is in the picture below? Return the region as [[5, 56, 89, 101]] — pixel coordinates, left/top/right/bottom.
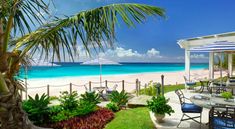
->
[[20, 63, 208, 79], [27, 67, 208, 80], [24, 69, 224, 99]]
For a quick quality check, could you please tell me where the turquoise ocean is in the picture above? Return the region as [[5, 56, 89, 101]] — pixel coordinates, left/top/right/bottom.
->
[[19, 63, 208, 79]]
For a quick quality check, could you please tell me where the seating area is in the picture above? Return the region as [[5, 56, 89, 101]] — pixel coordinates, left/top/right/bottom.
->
[[154, 89, 235, 129], [175, 90, 202, 128]]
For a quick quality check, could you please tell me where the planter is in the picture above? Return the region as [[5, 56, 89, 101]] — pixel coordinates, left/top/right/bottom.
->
[[154, 113, 165, 123]]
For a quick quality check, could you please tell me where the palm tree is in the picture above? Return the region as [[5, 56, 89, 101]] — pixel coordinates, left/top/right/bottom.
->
[[0, 0, 165, 129]]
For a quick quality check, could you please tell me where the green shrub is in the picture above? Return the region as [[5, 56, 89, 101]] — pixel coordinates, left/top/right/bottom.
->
[[59, 91, 79, 110], [106, 102, 119, 112], [50, 101, 97, 122], [49, 92, 98, 122], [76, 100, 97, 116], [48, 105, 63, 122], [221, 92, 233, 100], [139, 81, 160, 96], [109, 91, 128, 107], [80, 91, 100, 105], [50, 109, 78, 122], [49, 96, 58, 101], [22, 93, 50, 125], [147, 96, 174, 115]]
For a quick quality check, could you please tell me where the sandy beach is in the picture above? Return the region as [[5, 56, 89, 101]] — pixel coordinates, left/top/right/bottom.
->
[[24, 69, 225, 98]]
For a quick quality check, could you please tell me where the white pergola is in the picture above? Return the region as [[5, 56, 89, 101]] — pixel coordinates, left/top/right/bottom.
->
[[178, 31, 235, 81]]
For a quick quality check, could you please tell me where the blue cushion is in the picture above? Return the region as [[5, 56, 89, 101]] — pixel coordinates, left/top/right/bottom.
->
[[230, 79, 235, 83], [213, 117, 235, 129], [182, 103, 202, 113], [186, 82, 196, 86]]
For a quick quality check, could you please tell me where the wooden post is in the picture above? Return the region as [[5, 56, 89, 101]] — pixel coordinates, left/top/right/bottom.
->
[[47, 85, 50, 96], [138, 81, 141, 95], [89, 81, 92, 91], [136, 79, 139, 96], [161, 75, 164, 95], [144, 84, 147, 95], [70, 83, 72, 94], [122, 80, 125, 91], [156, 83, 161, 96], [105, 80, 108, 88]]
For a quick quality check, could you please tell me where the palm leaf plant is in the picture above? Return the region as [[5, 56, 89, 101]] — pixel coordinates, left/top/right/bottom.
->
[[22, 94, 50, 125], [0, 0, 165, 128]]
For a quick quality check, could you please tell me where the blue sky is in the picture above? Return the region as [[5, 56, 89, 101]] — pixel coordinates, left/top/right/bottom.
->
[[49, 0, 235, 62]]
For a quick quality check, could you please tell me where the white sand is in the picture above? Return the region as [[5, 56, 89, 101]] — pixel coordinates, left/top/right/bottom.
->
[[24, 69, 225, 98]]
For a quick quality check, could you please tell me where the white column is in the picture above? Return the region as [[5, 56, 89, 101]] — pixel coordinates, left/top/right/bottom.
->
[[209, 52, 214, 79], [228, 53, 233, 77], [185, 50, 191, 81]]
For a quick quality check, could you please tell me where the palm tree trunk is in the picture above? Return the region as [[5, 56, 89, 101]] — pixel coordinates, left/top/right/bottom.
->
[[0, 21, 49, 129]]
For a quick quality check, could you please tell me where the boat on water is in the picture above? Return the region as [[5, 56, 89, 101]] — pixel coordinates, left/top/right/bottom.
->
[[31, 59, 61, 66]]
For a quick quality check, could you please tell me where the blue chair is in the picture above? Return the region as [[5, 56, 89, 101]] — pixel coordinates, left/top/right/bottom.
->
[[209, 106, 235, 129], [175, 89, 202, 128]]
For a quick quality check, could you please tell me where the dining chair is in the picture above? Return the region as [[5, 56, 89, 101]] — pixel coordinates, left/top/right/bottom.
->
[[175, 89, 202, 128], [209, 106, 235, 129]]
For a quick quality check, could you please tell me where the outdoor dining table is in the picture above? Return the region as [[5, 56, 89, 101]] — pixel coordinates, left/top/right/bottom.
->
[[93, 86, 107, 94], [190, 94, 235, 109], [93, 86, 107, 100]]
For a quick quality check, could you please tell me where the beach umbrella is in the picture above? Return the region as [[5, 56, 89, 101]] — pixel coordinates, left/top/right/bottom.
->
[[189, 41, 235, 86], [82, 57, 119, 87]]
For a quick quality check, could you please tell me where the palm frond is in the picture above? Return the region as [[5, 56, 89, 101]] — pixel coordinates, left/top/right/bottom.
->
[[1, 0, 51, 36], [13, 3, 165, 62]]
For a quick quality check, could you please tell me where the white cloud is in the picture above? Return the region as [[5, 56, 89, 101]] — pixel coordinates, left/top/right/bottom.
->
[[147, 48, 160, 57], [78, 46, 162, 62], [190, 54, 208, 59], [105, 47, 142, 58], [177, 54, 208, 60]]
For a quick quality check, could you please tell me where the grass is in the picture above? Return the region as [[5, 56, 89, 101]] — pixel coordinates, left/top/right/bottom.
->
[[140, 82, 201, 96], [105, 107, 155, 129]]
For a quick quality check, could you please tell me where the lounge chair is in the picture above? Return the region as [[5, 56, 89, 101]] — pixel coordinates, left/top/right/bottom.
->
[[106, 84, 118, 94], [175, 89, 202, 128], [184, 76, 196, 90]]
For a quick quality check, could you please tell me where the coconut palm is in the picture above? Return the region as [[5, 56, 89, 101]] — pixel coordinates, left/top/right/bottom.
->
[[0, 0, 165, 129]]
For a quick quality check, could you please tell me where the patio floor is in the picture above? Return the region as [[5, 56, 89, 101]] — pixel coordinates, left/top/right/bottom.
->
[[151, 89, 210, 129]]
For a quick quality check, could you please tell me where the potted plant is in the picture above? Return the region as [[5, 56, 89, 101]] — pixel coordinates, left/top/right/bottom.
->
[[147, 96, 174, 123], [221, 92, 233, 101]]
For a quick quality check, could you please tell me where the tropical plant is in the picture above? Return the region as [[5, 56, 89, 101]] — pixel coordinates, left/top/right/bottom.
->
[[147, 96, 174, 115], [50, 94, 97, 122], [140, 81, 161, 96], [49, 96, 59, 101], [48, 105, 64, 122], [109, 91, 129, 107], [80, 91, 100, 105], [76, 100, 97, 116], [0, 0, 165, 128], [59, 91, 79, 110], [106, 102, 120, 112], [221, 92, 233, 100], [22, 93, 50, 125]]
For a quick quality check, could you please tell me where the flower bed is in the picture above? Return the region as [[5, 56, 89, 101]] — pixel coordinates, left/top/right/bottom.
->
[[48, 108, 114, 129]]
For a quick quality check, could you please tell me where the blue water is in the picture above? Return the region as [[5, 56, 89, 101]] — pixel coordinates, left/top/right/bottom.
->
[[19, 63, 208, 79]]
